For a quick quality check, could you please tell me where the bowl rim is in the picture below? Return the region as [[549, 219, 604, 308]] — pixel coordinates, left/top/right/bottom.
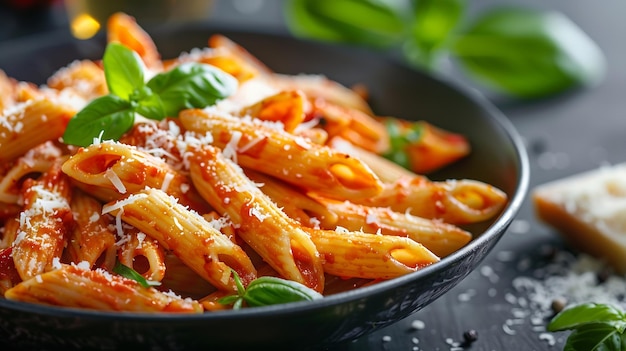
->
[[0, 26, 530, 322]]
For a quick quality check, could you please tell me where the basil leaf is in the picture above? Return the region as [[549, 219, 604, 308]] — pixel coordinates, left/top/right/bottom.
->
[[563, 324, 625, 351], [147, 63, 238, 117], [382, 119, 424, 170], [113, 262, 161, 289], [133, 86, 166, 121], [103, 42, 145, 100], [284, 0, 409, 48], [404, 0, 465, 68], [62, 94, 135, 147], [243, 276, 323, 307], [452, 8, 606, 98], [549, 303, 626, 332]]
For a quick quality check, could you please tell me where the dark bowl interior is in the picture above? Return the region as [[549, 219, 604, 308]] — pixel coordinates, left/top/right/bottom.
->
[[0, 25, 529, 351]]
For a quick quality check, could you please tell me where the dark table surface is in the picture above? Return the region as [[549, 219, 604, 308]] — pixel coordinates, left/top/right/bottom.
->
[[1, 1, 625, 350]]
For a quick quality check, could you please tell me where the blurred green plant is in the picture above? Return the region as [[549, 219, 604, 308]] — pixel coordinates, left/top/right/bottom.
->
[[284, 0, 606, 99]]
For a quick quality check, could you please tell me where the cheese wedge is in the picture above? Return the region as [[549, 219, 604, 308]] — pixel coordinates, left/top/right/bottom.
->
[[533, 163, 626, 273]]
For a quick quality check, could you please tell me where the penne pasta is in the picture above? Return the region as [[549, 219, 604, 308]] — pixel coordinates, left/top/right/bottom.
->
[[269, 73, 374, 115], [306, 227, 439, 280], [309, 98, 390, 154], [47, 59, 108, 101], [117, 226, 166, 282], [0, 98, 75, 164], [356, 175, 508, 225], [179, 109, 383, 201], [102, 187, 257, 292], [5, 263, 202, 313], [236, 90, 308, 132], [12, 162, 73, 281], [160, 253, 216, 299], [0, 141, 65, 204], [107, 12, 162, 71], [62, 141, 212, 213], [188, 145, 325, 292], [66, 189, 116, 268], [309, 196, 472, 257]]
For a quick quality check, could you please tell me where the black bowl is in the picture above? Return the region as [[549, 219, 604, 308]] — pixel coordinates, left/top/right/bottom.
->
[[0, 25, 529, 351]]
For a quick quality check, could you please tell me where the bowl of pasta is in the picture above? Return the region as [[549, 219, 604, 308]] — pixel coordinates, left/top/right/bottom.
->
[[0, 13, 529, 351]]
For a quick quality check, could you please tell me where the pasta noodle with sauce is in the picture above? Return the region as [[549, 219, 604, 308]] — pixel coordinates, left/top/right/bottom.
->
[[0, 12, 508, 313]]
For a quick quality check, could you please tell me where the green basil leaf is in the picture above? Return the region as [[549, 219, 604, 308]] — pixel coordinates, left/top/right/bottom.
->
[[134, 87, 166, 121], [103, 42, 145, 100], [113, 262, 161, 289], [62, 94, 135, 147], [218, 295, 242, 306], [147, 63, 238, 117], [382, 119, 424, 169], [243, 276, 323, 307], [284, 0, 409, 49], [549, 303, 626, 332], [451, 8, 606, 98], [562, 324, 626, 351], [404, 0, 465, 68]]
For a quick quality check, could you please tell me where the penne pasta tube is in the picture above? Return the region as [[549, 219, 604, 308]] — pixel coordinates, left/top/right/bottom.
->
[[102, 187, 257, 292], [208, 34, 274, 77], [67, 189, 116, 268], [5, 263, 203, 313], [46, 59, 108, 101], [163, 45, 261, 83], [269, 73, 373, 115], [62, 141, 212, 213], [188, 145, 326, 292], [0, 141, 65, 204], [12, 162, 73, 281], [117, 226, 166, 282], [160, 253, 216, 299], [357, 175, 508, 225], [309, 98, 389, 154], [310, 197, 472, 257], [306, 227, 440, 280], [0, 98, 75, 164], [237, 90, 308, 132], [179, 109, 383, 201], [107, 12, 162, 70]]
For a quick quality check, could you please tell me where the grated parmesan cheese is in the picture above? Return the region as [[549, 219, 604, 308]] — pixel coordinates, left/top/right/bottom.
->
[[222, 130, 242, 163], [161, 172, 174, 193], [105, 168, 127, 194]]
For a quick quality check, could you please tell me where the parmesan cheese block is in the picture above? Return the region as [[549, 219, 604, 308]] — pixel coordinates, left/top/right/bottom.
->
[[533, 163, 626, 273]]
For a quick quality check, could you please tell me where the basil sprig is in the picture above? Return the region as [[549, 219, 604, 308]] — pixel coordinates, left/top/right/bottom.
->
[[113, 261, 161, 289], [548, 303, 626, 350], [382, 119, 424, 170], [62, 42, 238, 147], [284, 0, 605, 99], [219, 271, 323, 309]]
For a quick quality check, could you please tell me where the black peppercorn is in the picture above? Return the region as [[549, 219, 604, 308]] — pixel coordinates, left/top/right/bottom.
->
[[463, 329, 478, 344]]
